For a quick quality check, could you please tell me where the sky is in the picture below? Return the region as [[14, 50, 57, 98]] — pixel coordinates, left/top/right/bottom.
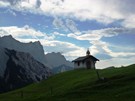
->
[[0, 0, 135, 68]]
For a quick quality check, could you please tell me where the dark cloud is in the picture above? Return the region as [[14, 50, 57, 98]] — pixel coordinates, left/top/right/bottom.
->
[[1, 0, 41, 8], [118, 0, 135, 14], [3, 0, 21, 5], [61, 0, 64, 2], [35, 0, 41, 8]]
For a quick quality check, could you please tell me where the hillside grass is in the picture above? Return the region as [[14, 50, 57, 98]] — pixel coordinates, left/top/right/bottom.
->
[[0, 64, 135, 101]]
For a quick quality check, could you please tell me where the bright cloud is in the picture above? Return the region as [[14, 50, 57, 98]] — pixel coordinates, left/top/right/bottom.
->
[[122, 15, 135, 28], [67, 27, 135, 59], [1, 0, 135, 27], [90, 40, 135, 58], [97, 57, 135, 69], [0, 25, 53, 40], [67, 27, 134, 41]]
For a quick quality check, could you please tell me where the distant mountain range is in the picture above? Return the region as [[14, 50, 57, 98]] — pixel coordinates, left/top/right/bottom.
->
[[45, 52, 73, 73], [0, 35, 73, 93]]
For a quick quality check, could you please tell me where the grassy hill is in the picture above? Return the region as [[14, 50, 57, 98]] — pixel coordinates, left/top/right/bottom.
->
[[0, 64, 135, 101]]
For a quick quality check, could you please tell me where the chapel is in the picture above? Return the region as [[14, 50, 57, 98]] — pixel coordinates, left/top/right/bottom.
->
[[72, 50, 99, 69]]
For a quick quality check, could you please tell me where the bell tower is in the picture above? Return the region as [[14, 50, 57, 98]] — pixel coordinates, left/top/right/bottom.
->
[[86, 49, 90, 56]]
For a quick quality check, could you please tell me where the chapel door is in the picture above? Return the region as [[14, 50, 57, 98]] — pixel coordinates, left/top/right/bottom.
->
[[86, 60, 91, 69]]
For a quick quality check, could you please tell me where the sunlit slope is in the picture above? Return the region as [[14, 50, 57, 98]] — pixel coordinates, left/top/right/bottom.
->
[[0, 64, 135, 101]]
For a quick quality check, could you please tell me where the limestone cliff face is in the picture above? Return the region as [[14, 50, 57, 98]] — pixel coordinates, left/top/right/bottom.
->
[[0, 35, 48, 67], [0, 48, 52, 93]]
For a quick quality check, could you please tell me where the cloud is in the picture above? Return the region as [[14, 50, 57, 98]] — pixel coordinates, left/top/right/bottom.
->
[[67, 27, 132, 41], [0, 25, 85, 60], [65, 19, 78, 32], [8, 9, 16, 16], [96, 57, 135, 69], [3, 0, 21, 5], [52, 18, 78, 32], [90, 40, 135, 58], [0, 25, 54, 40], [122, 15, 135, 28], [53, 17, 68, 31], [52, 32, 66, 36], [67, 27, 135, 59], [1, 0, 135, 27], [35, 0, 41, 8], [68, 32, 101, 41]]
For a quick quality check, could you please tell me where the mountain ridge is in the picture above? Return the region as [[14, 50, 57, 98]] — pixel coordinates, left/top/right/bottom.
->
[[45, 52, 73, 73], [0, 47, 52, 93], [0, 35, 48, 67]]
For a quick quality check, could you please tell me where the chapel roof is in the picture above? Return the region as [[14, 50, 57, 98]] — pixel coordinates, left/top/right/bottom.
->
[[72, 55, 99, 62]]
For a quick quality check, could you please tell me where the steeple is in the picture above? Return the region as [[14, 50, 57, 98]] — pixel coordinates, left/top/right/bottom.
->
[[86, 49, 90, 56]]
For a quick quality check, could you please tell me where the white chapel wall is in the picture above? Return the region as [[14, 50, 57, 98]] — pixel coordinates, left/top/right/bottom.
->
[[90, 60, 95, 69], [74, 62, 86, 69]]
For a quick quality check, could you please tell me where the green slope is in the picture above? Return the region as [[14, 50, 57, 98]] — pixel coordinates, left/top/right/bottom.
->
[[0, 64, 135, 101]]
